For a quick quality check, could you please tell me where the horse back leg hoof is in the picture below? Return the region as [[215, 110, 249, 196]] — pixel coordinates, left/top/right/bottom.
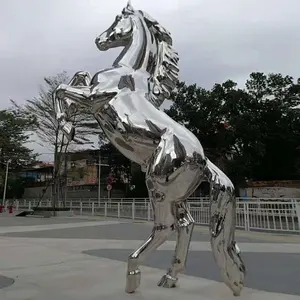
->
[[233, 288, 241, 297], [157, 273, 178, 288], [222, 242, 245, 296], [125, 269, 141, 293]]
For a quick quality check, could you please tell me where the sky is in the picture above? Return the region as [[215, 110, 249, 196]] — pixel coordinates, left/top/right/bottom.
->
[[1, 0, 300, 161]]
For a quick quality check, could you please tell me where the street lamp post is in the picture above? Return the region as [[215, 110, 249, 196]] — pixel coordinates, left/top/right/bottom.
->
[[2, 159, 11, 205]]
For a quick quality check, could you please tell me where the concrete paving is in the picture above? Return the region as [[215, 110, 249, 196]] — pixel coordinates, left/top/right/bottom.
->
[[84, 248, 300, 295], [0, 215, 92, 226], [2, 216, 300, 244], [0, 214, 299, 299]]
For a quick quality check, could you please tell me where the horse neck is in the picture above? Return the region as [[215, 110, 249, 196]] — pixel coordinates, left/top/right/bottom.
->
[[113, 17, 155, 73]]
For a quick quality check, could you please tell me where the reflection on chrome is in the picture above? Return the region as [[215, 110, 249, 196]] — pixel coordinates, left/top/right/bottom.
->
[[54, 1, 246, 296]]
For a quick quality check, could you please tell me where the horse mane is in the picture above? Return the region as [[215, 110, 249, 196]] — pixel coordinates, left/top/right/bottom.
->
[[139, 11, 180, 108]]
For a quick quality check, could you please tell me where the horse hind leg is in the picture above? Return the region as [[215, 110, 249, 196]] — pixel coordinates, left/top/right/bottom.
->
[[205, 159, 246, 296], [158, 201, 195, 288], [125, 200, 176, 293], [126, 130, 205, 293]]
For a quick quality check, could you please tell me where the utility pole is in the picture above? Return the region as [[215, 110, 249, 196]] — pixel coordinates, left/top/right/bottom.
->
[[2, 159, 11, 205], [64, 151, 68, 206], [97, 151, 109, 207], [98, 152, 101, 207]]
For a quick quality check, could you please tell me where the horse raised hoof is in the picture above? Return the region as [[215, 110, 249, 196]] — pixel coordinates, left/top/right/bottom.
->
[[157, 273, 178, 288], [62, 122, 75, 141], [125, 269, 141, 293]]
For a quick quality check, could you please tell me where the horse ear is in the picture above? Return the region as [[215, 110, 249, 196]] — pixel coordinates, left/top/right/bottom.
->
[[126, 0, 134, 12]]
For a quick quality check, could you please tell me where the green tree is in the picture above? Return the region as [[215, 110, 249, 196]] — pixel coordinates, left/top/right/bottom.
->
[[166, 72, 300, 187], [211, 79, 265, 184], [0, 108, 37, 199], [243, 72, 300, 180]]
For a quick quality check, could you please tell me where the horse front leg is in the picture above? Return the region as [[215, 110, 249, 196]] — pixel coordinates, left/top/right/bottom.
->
[[54, 93, 75, 141], [158, 201, 195, 288], [54, 71, 92, 141], [55, 71, 92, 119], [205, 159, 246, 296], [68, 71, 92, 87], [55, 84, 91, 103], [54, 86, 91, 141]]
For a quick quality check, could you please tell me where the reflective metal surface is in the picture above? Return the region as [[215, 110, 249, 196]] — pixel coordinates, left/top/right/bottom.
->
[[54, 1, 245, 296]]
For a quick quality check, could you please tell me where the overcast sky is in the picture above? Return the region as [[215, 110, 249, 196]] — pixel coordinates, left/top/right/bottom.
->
[[1, 0, 300, 161]]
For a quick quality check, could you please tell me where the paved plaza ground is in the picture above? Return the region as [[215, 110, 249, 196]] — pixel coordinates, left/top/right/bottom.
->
[[0, 213, 299, 299]]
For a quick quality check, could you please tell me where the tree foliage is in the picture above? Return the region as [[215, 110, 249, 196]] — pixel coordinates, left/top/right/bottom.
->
[[166, 72, 300, 185], [0, 108, 37, 198], [0, 109, 36, 167]]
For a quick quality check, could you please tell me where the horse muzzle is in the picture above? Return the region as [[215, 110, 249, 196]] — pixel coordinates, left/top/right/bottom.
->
[[95, 36, 109, 51]]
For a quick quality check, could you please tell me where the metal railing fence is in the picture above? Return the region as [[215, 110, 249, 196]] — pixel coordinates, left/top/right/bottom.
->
[[6, 197, 300, 234]]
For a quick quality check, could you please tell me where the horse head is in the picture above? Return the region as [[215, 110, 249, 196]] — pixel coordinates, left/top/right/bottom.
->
[[95, 1, 136, 51], [94, 2, 179, 108]]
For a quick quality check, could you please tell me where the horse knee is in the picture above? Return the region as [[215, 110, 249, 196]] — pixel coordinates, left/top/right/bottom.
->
[[178, 218, 194, 232]]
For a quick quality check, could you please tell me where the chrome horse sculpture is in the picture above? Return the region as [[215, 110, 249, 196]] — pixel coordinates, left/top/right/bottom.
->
[[54, 2, 245, 296]]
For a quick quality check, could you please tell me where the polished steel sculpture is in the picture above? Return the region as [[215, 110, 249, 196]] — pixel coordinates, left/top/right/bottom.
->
[[54, 1, 246, 296]]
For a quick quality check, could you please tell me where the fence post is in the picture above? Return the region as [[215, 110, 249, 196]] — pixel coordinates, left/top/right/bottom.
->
[[147, 202, 151, 221], [80, 202, 83, 215], [187, 202, 191, 211], [28, 201, 31, 210], [104, 202, 107, 218], [294, 199, 300, 232], [118, 203, 120, 219], [132, 201, 135, 220], [92, 202, 95, 216], [243, 202, 250, 231]]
